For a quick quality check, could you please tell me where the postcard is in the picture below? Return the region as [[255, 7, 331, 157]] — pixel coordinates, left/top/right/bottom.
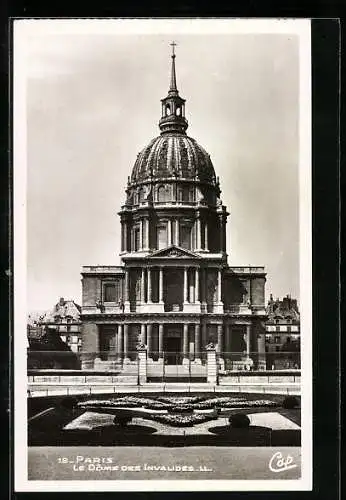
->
[[14, 18, 312, 491]]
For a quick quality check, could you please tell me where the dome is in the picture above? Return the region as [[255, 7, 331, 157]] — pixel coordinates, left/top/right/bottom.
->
[[130, 133, 216, 185]]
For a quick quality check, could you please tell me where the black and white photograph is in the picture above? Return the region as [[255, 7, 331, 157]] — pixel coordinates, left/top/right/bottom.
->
[[14, 18, 312, 491]]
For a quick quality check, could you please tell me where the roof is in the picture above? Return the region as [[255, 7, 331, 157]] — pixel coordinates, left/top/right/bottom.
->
[[266, 296, 300, 321], [42, 299, 81, 323], [130, 133, 216, 185]]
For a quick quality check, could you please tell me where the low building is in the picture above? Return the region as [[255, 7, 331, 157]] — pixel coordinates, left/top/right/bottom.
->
[[265, 294, 300, 369], [30, 297, 82, 353]]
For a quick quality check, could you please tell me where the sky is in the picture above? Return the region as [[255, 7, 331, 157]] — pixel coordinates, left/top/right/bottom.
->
[[19, 20, 305, 312]]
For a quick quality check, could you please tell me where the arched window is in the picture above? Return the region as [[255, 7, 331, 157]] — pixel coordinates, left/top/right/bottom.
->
[[165, 104, 171, 116], [157, 185, 170, 202], [139, 187, 145, 203], [176, 107, 181, 116]]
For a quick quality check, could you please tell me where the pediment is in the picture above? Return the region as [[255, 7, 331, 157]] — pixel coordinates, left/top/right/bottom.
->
[[150, 245, 201, 259]]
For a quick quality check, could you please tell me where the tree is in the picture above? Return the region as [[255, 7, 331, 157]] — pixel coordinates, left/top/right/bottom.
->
[[28, 327, 80, 369]]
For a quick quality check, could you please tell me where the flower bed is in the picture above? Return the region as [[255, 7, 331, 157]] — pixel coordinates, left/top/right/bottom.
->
[[157, 396, 204, 404], [77, 395, 279, 424], [149, 413, 213, 427], [169, 405, 194, 414]]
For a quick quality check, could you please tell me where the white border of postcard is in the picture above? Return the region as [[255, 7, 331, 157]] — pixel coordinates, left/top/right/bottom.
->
[[13, 17, 312, 491]]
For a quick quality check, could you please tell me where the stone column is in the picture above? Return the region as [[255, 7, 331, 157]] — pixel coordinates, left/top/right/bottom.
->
[[204, 221, 209, 250], [217, 324, 223, 354], [124, 269, 130, 312], [158, 324, 164, 358], [206, 345, 218, 384], [183, 323, 189, 362], [137, 347, 147, 385], [175, 219, 180, 246], [202, 269, 207, 305], [81, 323, 99, 370], [196, 218, 201, 250], [217, 268, 222, 303], [189, 269, 195, 302], [121, 222, 124, 253], [219, 215, 226, 253], [257, 326, 266, 370], [159, 267, 164, 303], [246, 324, 251, 357], [141, 268, 145, 303], [124, 222, 128, 252], [143, 218, 149, 251], [226, 323, 231, 354], [147, 323, 152, 358], [147, 267, 152, 303], [183, 267, 188, 303], [202, 321, 207, 350], [195, 268, 200, 303], [117, 324, 123, 358], [123, 323, 130, 363], [167, 219, 172, 246], [141, 323, 146, 344], [194, 324, 201, 363], [108, 328, 117, 361], [139, 219, 143, 251]]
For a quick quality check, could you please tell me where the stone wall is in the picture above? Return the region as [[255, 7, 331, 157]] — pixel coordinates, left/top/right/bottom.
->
[[82, 276, 101, 306]]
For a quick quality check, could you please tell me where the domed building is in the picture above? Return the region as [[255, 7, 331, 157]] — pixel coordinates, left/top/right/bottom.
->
[[81, 47, 267, 375]]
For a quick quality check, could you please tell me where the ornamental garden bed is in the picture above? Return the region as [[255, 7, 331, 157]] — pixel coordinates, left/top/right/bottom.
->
[[28, 393, 300, 445], [76, 395, 279, 427], [77, 395, 279, 413]]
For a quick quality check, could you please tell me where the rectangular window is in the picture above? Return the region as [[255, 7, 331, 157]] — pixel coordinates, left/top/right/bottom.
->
[[157, 225, 167, 249], [291, 325, 298, 332], [180, 225, 191, 250], [280, 325, 287, 332], [104, 281, 121, 302], [274, 336, 280, 343]]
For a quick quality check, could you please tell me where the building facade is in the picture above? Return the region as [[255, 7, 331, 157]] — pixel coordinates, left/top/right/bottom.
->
[[265, 294, 300, 369], [33, 297, 82, 353], [81, 48, 267, 371]]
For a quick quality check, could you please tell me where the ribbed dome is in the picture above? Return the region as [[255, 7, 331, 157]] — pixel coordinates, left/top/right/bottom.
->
[[130, 133, 216, 185]]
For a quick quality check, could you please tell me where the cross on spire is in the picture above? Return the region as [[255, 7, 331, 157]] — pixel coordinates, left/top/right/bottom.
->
[[169, 41, 178, 92]]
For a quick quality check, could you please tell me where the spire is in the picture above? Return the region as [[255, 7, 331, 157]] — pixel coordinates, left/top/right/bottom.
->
[[159, 42, 188, 135], [169, 41, 178, 94]]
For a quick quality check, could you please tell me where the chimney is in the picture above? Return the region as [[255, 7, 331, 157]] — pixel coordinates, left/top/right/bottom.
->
[[59, 297, 65, 306]]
